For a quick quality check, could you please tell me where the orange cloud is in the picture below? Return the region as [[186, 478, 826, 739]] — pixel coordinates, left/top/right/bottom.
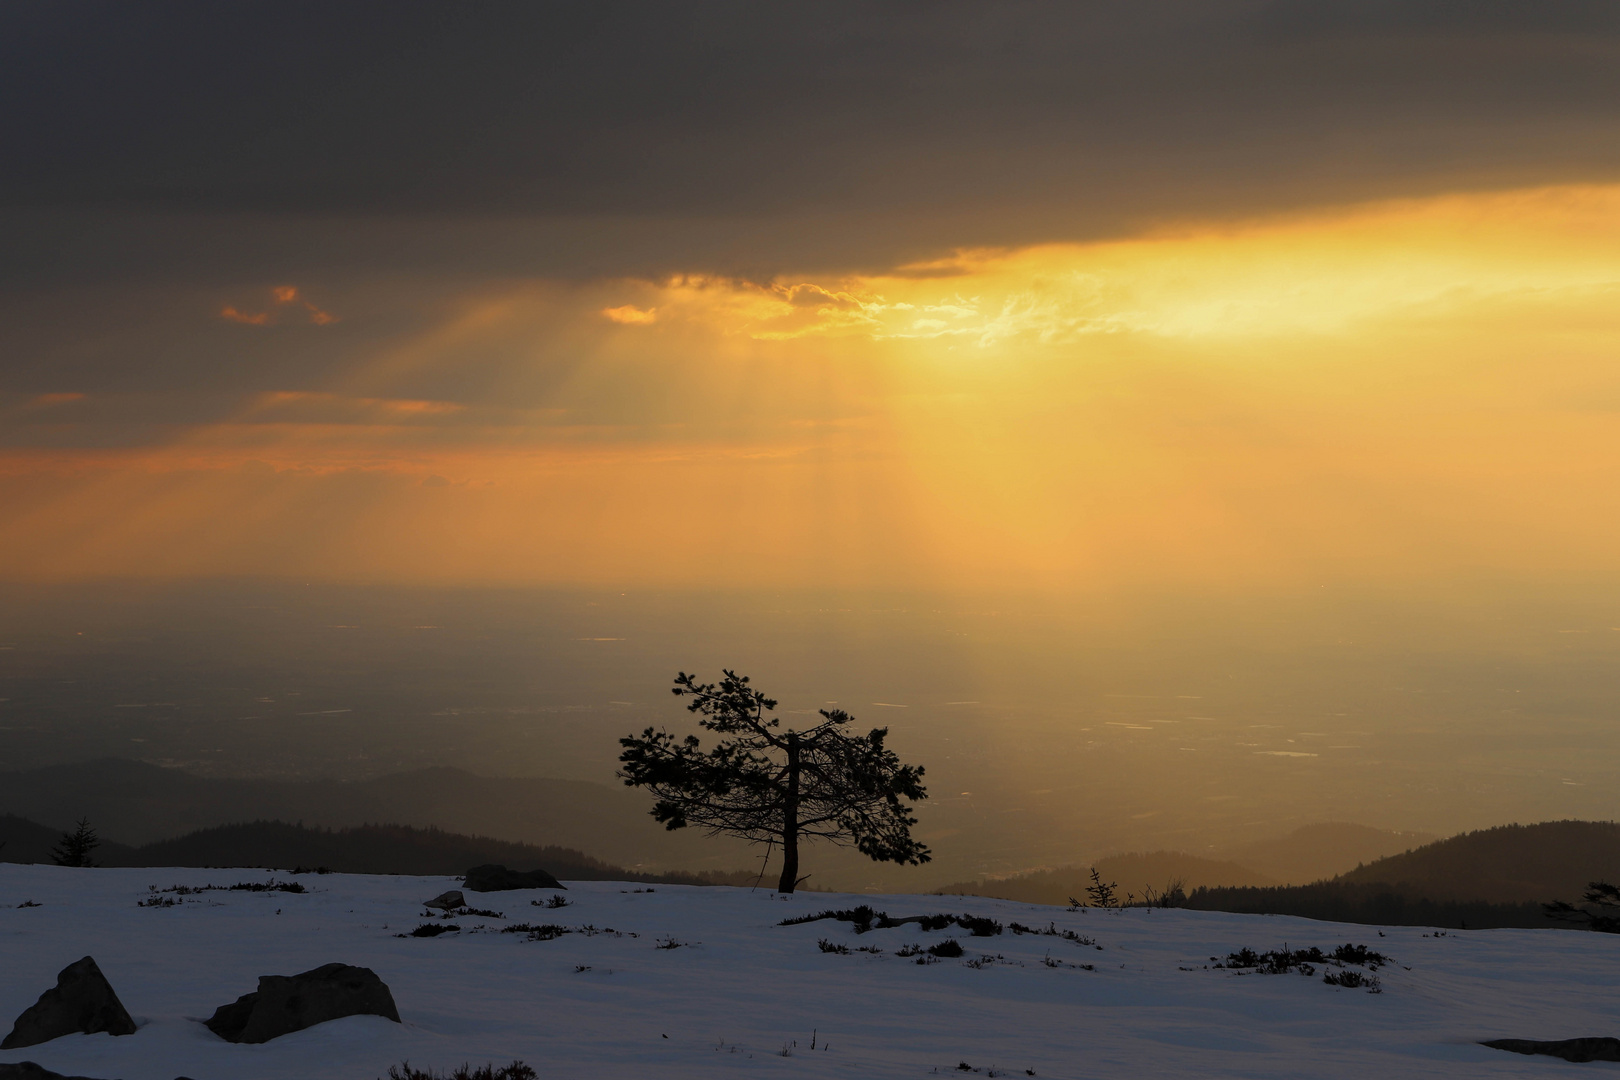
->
[[220, 305, 272, 326], [602, 304, 657, 324], [18, 182, 1620, 591], [29, 392, 85, 407], [250, 390, 465, 421], [221, 286, 338, 326]]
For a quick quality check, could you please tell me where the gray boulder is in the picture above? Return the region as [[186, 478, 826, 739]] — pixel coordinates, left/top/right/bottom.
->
[[423, 889, 465, 911], [204, 963, 400, 1044], [1, 956, 136, 1050], [462, 864, 563, 892], [1483, 1037, 1620, 1062]]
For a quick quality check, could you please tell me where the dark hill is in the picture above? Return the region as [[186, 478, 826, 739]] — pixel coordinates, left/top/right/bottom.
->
[[3, 815, 758, 884], [1225, 822, 1437, 885], [1182, 820, 1620, 929], [931, 822, 1435, 905], [115, 820, 638, 878], [936, 851, 1276, 906], [0, 814, 135, 865], [0, 758, 750, 871], [1182, 881, 1557, 929], [1334, 820, 1620, 904]]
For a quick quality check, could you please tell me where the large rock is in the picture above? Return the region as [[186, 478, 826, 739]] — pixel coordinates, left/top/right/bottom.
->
[[423, 889, 465, 911], [461, 864, 564, 892], [1482, 1037, 1620, 1062], [1, 956, 136, 1050], [204, 963, 400, 1044]]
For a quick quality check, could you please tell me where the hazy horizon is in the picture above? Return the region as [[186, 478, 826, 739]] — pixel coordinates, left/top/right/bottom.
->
[[4, 576, 1619, 887]]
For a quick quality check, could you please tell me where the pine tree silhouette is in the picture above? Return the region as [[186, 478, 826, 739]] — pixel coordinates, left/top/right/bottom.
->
[[51, 818, 100, 867], [619, 670, 929, 893]]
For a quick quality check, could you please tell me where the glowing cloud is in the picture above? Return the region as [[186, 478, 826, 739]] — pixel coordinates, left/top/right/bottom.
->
[[13, 183, 1620, 589], [615, 185, 1620, 349], [219, 305, 272, 326], [602, 304, 657, 324], [220, 286, 339, 326]]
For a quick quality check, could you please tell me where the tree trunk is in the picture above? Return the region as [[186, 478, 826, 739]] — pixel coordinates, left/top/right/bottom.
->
[[777, 731, 800, 893]]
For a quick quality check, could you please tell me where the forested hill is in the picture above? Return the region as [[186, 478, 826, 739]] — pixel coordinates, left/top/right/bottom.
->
[[1182, 820, 1620, 929], [0, 757, 743, 871], [0, 816, 759, 885], [0, 814, 136, 865], [1334, 820, 1620, 904], [935, 851, 1276, 907]]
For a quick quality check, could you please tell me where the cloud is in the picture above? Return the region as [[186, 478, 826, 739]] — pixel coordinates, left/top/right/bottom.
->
[[9, 182, 1620, 590], [29, 392, 84, 407], [2, 0, 1618, 271], [219, 305, 271, 326], [249, 391, 466, 423], [609, 184, 1620, 347], [602, 304, 656, 324], [219, 286, 337, 326]]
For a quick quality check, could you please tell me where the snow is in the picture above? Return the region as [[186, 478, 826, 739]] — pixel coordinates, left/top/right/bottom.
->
[[1, 864, 1615, 1079]]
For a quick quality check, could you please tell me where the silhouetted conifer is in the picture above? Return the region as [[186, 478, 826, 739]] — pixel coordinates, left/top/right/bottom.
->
[[51, 817, 100, 867], [618, 670, 929, 893]]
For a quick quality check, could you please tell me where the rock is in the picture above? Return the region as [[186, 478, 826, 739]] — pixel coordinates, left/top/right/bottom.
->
[[0, 1063, 117, 1080], [461, 864, 564, 892], [1482, 1037, 1620, 1062], [204, 963, 401, 1044], [1, 956, 137, 1050], [423, 889, 465, 911]]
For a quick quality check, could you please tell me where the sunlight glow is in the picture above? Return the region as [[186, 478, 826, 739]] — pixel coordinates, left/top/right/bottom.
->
[[7, 184, 1620, 588]]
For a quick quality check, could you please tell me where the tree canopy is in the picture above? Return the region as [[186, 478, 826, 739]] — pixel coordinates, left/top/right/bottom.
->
[[618, 670, 929, 893]]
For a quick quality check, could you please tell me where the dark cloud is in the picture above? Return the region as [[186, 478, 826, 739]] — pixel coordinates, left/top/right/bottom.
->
[[3, 0, 1619, 409], [3, 1, 1617, 227]]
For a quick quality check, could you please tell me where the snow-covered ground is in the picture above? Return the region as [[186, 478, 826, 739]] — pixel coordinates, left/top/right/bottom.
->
[[2, 864, 1615, 1079]]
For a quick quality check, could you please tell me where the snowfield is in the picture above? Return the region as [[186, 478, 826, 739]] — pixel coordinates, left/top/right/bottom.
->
[[2, 865, 1616, 1079]]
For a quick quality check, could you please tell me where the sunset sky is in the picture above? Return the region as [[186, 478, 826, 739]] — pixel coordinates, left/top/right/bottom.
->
[[7, 3, 1620, 877], [6, 2, 1620, 593]]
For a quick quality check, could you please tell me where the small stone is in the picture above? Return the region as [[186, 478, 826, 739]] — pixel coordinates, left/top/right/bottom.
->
[[423, 889, 465, 911], [204, 963, 400, 1044], [1, 956, 136, 1050], [461, 864, 564, 892]]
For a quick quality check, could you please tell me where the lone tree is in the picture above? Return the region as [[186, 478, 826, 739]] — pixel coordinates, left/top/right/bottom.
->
[[1546, 881, 1620, 932], [51, 817, 100, 867], [618, 670, 930, 893]]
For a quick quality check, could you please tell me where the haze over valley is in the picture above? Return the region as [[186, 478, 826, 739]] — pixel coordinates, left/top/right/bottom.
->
[[4, 579, 1618, 889]]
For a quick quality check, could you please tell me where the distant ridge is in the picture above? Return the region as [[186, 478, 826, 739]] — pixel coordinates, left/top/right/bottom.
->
[[0, 813, 136, 865], [1334, 820, 1620, 903], [935, 851, 1275, 906], [1225, 822, 1437, 885], [930, 821, 1433, 906], [0, 815, 759, 885], [0, 757, 752, 872], [1184, 821, 1620, 929], [1182, 881, 1555, 929], [933, 821, 1620, 929]]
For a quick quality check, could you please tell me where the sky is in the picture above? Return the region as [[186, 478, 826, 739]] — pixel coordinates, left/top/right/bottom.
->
[[4, 3, 1620, 869], [5, 2, 1620, 590]]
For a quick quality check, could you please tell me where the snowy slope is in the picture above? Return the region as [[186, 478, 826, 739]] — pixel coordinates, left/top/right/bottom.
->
[[1, 864, 1614, 1080]]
